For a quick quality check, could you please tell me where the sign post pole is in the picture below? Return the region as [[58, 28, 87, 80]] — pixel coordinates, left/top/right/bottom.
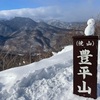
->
[[73, 36, 98, 99]]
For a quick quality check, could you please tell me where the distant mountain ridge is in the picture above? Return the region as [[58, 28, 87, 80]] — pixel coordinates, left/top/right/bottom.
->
[[46, 19, 86, 30], [0, 17, 83, 54]]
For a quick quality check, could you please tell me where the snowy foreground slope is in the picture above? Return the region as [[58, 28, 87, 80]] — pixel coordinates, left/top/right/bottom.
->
[[0, 42, 100, 100]]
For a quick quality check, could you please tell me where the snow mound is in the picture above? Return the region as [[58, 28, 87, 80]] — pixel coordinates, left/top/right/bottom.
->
[[0, 41, 100, 100]]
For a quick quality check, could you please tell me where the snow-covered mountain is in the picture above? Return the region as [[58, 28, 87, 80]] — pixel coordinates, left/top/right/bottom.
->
[[46, 19, 86, 30], [46, 19, 72, 29], [0, 41, 100, 100], [0, 17, 79, 53]]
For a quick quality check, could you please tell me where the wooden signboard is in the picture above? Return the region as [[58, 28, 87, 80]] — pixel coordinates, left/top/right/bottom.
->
[[73, 36, 98, 99]]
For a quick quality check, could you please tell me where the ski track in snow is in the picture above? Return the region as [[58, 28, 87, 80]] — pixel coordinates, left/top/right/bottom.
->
[[0, 43, 100, 100]]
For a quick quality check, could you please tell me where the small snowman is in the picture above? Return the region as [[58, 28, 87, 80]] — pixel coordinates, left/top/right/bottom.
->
[[84, 18, 95, 36]]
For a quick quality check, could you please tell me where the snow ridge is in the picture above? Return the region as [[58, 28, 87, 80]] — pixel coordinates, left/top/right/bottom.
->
[[0, 42, 100, 100]]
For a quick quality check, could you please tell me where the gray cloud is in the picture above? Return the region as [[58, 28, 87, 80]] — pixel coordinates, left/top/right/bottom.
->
[[0, 6, 98, 22], [0, 6, 62, 20]]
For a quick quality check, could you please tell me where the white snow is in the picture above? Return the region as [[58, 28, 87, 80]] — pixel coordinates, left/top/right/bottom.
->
[[0, 41, 100, 100], [84, 18, 95, 36]]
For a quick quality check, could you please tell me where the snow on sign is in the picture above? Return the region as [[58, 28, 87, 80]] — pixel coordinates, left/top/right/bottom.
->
[[73, 36, 98, 99]]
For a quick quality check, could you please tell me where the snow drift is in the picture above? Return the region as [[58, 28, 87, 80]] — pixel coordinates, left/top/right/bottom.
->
[[0, 42, 100, 100]]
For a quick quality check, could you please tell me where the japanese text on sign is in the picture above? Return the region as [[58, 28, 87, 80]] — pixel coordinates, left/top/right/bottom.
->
[[77, 49, 93, 94], [73, 36, 98, 99]]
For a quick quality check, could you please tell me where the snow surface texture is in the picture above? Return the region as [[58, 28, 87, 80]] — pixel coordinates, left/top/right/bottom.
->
[[84, 18, 95, 36], [0, 42, 100, 100]]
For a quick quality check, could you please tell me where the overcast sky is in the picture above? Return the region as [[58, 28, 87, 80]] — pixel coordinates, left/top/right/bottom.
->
[[0, 0, 100, 22]]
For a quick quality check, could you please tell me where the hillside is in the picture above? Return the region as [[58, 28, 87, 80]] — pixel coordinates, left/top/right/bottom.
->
[[0, 17, 83, 53], [0, 41, 100, 100], [0, 17, 84, 70]]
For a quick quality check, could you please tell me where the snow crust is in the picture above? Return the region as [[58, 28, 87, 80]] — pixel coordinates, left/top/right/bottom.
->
[[0, 41, 100, 100]]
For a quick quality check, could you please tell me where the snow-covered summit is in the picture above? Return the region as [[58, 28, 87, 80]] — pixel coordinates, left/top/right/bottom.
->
[[0, 41, 100, 100]]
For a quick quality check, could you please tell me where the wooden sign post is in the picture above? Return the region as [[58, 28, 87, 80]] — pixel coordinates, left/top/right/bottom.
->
[[73, 36, 98, 99]]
